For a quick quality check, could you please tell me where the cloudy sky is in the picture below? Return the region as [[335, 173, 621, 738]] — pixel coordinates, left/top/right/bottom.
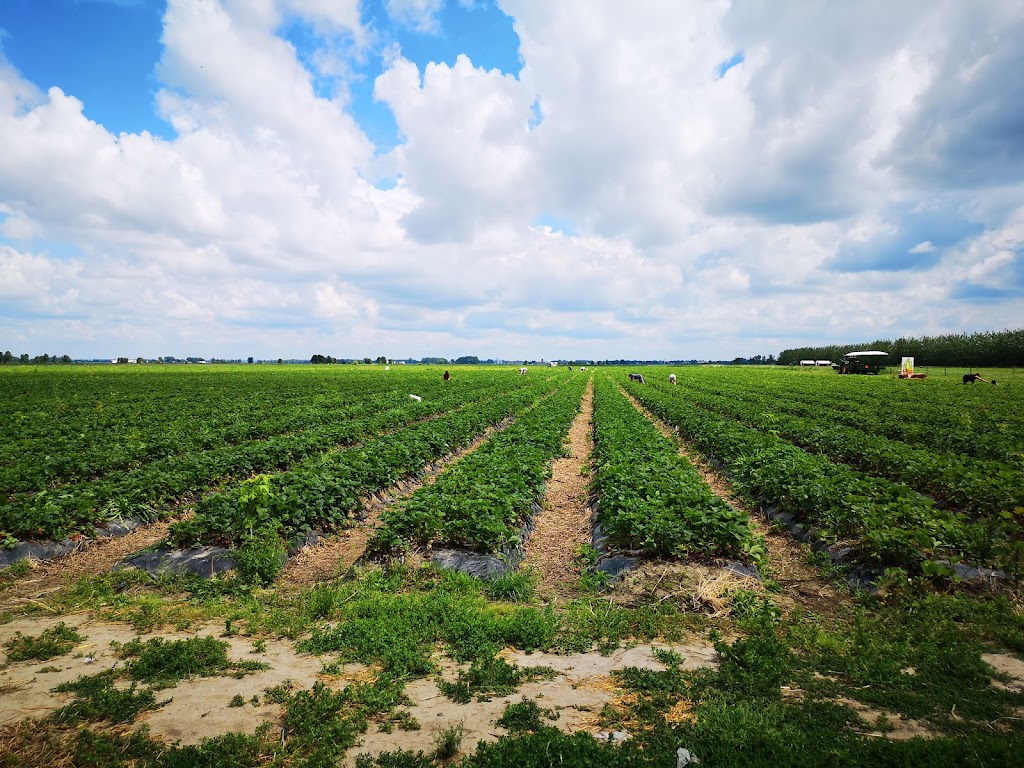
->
[[1, 0, 1023, 361]]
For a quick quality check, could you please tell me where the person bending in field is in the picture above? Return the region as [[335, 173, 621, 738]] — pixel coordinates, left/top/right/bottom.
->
[[443, 370, 451, 382], [963, 373, 989, 384], [669, 374, 677, 385]]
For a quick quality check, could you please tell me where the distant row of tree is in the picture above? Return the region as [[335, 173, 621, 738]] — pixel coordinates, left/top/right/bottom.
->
[[309, 355, 390, 364], [2, 351, 72, 364], [308, 355, 494, 365], [1, 352, 271, 365], [777, 328, 1024, 367]]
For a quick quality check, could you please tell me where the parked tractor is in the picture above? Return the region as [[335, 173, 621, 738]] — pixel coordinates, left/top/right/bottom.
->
[[834, 350, 889, 374]]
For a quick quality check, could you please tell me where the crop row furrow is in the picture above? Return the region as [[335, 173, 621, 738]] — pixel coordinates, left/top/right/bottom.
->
[[590, 376, 764, 563], [367, 376, 589, 556], [626, 380, 1019, 576], [666, 384, 1024, 519], [167, 381, 556, 552]]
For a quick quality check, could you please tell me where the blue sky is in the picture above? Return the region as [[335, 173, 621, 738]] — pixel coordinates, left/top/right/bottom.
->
[[1, 0, 1023, 361]]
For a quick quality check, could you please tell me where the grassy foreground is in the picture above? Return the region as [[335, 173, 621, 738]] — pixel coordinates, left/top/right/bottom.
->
[[1, 560, 1022, 767]]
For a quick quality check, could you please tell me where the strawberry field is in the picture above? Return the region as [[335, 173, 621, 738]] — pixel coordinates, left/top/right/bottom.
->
[[1, 360, 1022, 586], [0, 365, 561, 550], [1, 363, 1022, 767], [625, 365, 1024, 580]]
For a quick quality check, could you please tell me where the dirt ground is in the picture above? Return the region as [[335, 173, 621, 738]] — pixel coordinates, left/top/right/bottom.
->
[[520, 380, 594, 599], [0, 614, 718, 764], [5, 613, 1017, 759]]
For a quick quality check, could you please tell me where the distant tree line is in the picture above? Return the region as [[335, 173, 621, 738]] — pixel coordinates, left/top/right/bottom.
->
[[2, 351, 72, 364], [777, 328, 1024, 367]]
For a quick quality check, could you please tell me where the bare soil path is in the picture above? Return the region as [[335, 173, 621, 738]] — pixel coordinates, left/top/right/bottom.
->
[[621, 388, 852, 620], [520, 380, 594, 600]]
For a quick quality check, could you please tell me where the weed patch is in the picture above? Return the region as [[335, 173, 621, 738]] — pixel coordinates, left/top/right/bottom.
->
[[115, 635, 267, 688], [0, 560, 31, 591], [433, 720, 465, 760], [3, 621, 84, 662], [355, 749, 436, 767], [496, 698, 558, 732], [51, 670, 161, 724], [485, 569, 537, 602], [438, 655, 555, 703]]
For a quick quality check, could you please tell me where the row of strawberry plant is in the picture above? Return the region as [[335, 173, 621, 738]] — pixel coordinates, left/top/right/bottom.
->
[[0, 367, 346, 486], [0, 374, 552, 544], [167, 380, 557, 553], [662, 381, 1024, 521], [625, 380, 1020, 576], [759, 382, 1020, 464], [590, 375, 764, 563], [667, 366, 1023, 463], [367, 375, 589, 556], [0, 389, 404, 495], [0, 368, 508, 493]]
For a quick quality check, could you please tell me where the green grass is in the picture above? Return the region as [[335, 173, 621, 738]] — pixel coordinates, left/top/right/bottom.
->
[[496, 698, 558, 732], [1, 557, 1021, 768], [484, 569, 537, 602], [437, 655, 555, 703], [432, 720, 465, 760], [3, 621, 84, 662], [51, 670, 162, 724], [114, 635, 268, 689], [0, 560, 32, 591]]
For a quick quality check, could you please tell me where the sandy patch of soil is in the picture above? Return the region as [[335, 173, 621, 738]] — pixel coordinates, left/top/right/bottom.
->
[[347, 640, 716, 766], [0, 616, 327, 736], [139, 631, 329, 745], [521, 381, 594, 599], [501, 643, 718, 675], [983, 652, 1024, 693], [0, 615, 717, 763]]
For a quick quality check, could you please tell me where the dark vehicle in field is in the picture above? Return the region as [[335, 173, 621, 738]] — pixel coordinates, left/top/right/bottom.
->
[[835, 350, 889, 375]]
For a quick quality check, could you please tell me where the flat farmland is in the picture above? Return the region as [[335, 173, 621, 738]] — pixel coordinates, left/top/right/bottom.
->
[[1, 364, 1022, 767]]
